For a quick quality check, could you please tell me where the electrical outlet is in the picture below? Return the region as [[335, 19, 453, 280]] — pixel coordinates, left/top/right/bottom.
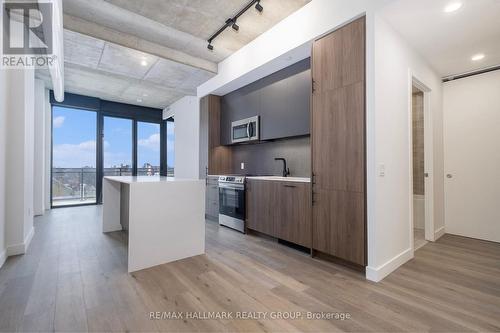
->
[[241, 162, 245, 170]]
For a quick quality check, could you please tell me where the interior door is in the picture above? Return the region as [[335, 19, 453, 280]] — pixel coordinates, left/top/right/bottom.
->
[[443, 72, 500, 243]]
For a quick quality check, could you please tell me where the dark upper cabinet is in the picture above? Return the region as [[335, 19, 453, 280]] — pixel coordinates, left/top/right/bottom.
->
[[221, 58, 311, 145], [260, 64, 311, 140], [220, 85, 261, 145]]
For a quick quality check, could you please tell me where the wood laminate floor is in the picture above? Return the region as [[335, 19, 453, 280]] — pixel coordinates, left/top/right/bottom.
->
[[0, 206, 499, 332]]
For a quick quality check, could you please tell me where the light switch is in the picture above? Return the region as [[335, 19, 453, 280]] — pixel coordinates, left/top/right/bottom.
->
[[379, 164, 386, 177], [241, 162, 245, 170]]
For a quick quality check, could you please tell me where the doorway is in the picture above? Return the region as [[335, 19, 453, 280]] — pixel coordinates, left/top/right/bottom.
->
[[51, 106, 97, 207], [409, 74, 435, 252], [411, 85, 427, 250]]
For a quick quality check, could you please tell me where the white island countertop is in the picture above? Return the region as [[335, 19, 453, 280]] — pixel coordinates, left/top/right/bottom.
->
[[104, 176, 198, 184]]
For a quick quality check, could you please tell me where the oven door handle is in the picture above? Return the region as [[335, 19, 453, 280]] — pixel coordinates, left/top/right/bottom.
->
[[246, 122, 250, 139], [219, 183, 244, 190]]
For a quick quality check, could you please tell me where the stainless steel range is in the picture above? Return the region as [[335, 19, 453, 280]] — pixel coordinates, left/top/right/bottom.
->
[[218, 176, 246, 233]]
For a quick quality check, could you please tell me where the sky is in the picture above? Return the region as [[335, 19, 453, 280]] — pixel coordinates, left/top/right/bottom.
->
[[52, 106, 174, 168]]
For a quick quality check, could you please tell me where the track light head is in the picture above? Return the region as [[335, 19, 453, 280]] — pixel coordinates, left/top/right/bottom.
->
[[207, 43, 214, 51], [255, 1, 263, 12], [232, 22, 239, 31]]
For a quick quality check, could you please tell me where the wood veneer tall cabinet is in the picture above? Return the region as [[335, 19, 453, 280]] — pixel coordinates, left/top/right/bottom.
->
[[311, 17, 366, 267], [200, 95, 232, 176]]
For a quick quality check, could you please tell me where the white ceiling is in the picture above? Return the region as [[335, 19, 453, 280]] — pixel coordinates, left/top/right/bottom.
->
[[36, 0, 311, 109], [380, 0, 500, 77]]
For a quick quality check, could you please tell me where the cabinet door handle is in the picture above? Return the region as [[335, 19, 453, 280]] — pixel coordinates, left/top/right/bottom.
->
[[284, 184, 297, 188]]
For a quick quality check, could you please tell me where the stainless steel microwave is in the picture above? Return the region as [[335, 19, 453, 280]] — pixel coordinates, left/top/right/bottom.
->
[[231, 116, 259, 144]]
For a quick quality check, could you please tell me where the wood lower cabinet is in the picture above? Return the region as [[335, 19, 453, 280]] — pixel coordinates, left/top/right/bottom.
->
[[276, 182, 312, 248], [246, 180, 277, 236], [312, 189, 365, 265], [246, 179, 311, 248], [311, 17, 366, 266]]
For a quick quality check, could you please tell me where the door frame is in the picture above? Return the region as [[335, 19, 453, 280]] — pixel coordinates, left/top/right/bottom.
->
[[50, 104, 99, 208], [408, 70, 435, 254]]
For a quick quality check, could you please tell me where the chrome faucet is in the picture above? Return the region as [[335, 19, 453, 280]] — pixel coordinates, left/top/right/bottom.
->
[[274, 158, 290, 177]]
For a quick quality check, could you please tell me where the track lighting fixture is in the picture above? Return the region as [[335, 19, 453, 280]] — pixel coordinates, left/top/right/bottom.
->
[[255, 1, 263, 12], [226, 18, 239, 32], [207, 0, 264, 51]]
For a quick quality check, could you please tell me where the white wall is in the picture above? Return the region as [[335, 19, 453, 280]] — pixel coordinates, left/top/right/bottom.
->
[[443, 70, 500, 242], [34, 79, 46, 215], [24, 69, 35, 243], [0, 69, 7, 267], [163, 96, 200, 179], [44, 89, 51, 210], [5, 67, 35, 256], [366, 15, 444, 281]]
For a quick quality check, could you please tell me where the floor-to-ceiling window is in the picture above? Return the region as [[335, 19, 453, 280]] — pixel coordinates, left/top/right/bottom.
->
[[103, 116, 133, 177], [166, 117, 175, 176], [51, 106, 97, 207], [51, 93, 165, 206], [137, 121, 161, 176]]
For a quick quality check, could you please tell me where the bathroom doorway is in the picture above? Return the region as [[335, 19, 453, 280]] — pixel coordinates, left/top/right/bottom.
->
[[412, 85, 427, 250]]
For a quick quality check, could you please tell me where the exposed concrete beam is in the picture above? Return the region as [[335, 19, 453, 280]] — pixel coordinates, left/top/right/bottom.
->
[[64, 61, 196, 96], [64, 14, 218, 73]]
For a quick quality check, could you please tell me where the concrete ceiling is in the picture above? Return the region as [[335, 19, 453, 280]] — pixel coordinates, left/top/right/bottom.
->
[[37, 0, 310, 109], [380, 0, 500, 78]]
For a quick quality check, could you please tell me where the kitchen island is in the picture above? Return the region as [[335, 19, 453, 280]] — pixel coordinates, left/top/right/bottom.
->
[[102, 176, 205, 272]]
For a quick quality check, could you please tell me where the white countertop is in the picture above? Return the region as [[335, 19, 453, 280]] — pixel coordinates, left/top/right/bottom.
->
[[246, 176, 311, 183], [208, 175, 311, 183], [104, 176, 201, 184]]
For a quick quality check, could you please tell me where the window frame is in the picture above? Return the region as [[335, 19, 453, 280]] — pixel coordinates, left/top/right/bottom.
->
[[50, 92, 165, 207]]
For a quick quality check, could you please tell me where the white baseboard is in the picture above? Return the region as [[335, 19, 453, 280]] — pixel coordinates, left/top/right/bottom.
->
[[6, 243, 25, 256], [366, 248, 413, 282], [6, 226, 35, 256], [434, 226, 445, 240], [0, 249, 6, 269], [25, 226, 34, 251]]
